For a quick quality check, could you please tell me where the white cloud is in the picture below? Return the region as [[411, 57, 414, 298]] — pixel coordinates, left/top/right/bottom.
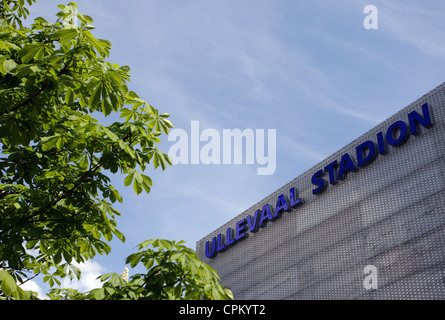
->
[[20, 279, 46, 299], [21, 248, 106, 296], [60, 260, 105, 293], [16, 260, 110, 299]]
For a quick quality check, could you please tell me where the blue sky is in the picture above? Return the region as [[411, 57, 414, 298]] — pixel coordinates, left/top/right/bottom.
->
[[24, 0, 445, 295]]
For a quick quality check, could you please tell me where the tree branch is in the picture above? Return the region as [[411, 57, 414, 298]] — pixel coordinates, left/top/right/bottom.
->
[[0, 82, 48, 117], [0, 130, 136, 238]]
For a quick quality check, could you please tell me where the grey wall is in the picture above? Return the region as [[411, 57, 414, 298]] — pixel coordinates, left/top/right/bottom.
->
[[196, 82, 445, 299]]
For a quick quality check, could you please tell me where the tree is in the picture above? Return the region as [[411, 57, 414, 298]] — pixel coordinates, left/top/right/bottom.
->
[[48, 239, 233, 300], [0, 1, 232, 300]]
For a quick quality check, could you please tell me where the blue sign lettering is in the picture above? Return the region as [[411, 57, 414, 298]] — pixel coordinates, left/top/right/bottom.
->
[[246, 210, 260, 233], [356, 140, 377, 167], [311, 103, 433, 195], [205, 187, 302, 258], [205, 103, 433, 258]]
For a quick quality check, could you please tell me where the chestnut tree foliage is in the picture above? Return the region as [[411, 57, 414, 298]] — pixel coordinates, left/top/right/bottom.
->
[[0, 1, 232, 300]]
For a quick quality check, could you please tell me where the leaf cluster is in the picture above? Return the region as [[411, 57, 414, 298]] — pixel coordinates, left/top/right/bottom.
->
[[59, 240, 233, 300], [0, 0, 37, 28], [0, 1, 173, 298], [0, 1, 231, 301]]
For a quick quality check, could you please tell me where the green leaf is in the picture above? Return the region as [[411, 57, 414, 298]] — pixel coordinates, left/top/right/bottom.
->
[[118, 140, 136, 159], [103, 229, 113, 242], [3, 59, 17, 74], [112, 228, 125, 243], [0, 270, 18, 298], [89, 83, 102, 110], [153, 149, 168, 170], [133, 170, 142, 183], [138, 239, 155, 249], [143, 258, 154, 270], [102, 126, 118, 142], [83, 29, 110, 57], [66, 263, 81, 280], [92, 288, 105, 300], [133, 179, 143, 195], [141, 174, 152, 193], [19, 44, 41, 63], [55, 136, 64, 150], [50, 28, 78, 43], [124, 171, 134, 186], [54, 249, 62, 264], [65, 88, 74, 105], [101, 86, 113, 115], [109, 273, 121, 286], [41, 136, 58, 151], [120, 108, 134, 121], [158, 239, 172, 250], [79, 155, 89, 170], [104, 287, 115, 296], [126, 252, 143, 268]]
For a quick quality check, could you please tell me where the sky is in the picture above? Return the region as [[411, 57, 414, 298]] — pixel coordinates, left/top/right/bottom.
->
[[21, 0, 445, 296]]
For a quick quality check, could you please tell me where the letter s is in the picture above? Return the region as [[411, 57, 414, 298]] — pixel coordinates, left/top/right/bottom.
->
[[311, 169, 326, 194]]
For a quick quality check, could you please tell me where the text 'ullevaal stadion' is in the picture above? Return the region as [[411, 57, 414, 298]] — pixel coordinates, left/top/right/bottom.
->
[[205, 103, 433, 258]]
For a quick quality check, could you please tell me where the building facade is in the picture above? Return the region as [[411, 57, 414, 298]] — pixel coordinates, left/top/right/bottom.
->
[[196, 82, 445, 299]]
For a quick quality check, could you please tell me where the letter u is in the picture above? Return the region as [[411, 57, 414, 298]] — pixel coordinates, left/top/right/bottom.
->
[[205, 237, 217, 258]]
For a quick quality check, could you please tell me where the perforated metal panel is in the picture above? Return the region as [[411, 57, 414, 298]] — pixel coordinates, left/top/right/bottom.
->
[[196, 82, 445, 299]]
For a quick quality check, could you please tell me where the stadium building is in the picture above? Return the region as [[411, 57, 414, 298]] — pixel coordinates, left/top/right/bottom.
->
[[196, 82, 445, 299]]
